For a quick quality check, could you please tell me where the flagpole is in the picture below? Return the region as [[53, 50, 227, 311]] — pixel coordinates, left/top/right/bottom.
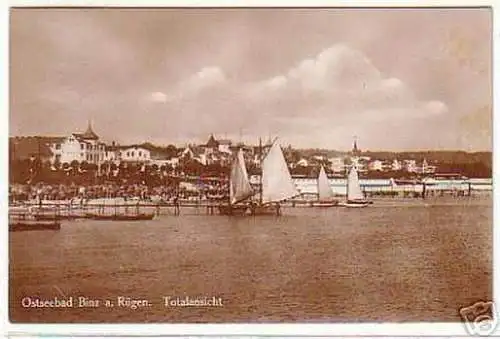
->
[[259, 137, 263, 205]]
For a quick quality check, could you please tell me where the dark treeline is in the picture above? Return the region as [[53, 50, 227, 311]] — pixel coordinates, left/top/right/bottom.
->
[[360, 150, 491, 164], [9, 137, 493, 185]]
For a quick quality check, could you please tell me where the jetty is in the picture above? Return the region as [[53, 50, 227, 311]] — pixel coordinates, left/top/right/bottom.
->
[[9, 210, 61, 232], [7, 176, 491, 220]]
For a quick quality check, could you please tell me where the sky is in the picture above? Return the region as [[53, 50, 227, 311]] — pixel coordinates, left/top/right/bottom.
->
[[9, 7, 492, 151]]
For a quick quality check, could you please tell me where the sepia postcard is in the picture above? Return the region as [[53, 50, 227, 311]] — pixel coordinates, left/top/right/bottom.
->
[[5, 3, 495, 337]]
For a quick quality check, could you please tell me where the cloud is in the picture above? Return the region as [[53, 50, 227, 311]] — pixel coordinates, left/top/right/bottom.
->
[[424, 100, 449, 116], [145, 44, 451, 149], [286, 44, 382, 91], [151, 66, 227, 103], [150, 91, 168, 103], [179, 66, 226, 94]]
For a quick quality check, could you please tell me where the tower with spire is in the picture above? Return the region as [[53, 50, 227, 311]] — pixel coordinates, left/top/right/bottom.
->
[[80, 119, 99, 140], [351, 136, 361, 156], [349, 136, 361, 171]]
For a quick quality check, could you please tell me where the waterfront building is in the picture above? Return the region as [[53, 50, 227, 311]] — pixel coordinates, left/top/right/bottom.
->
[[368, 159, 384, 171], [297, 158, 309, 167], [202, 134, 233, 155], [404, 159, 418, 172], [329, 157, 346, 173], [49, 121, 107, 165], [116, 145, 152, 163], [392, 159, 403, 171]]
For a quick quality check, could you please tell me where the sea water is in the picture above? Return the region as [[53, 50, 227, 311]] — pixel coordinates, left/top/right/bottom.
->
[[9, 195, 492, 322]]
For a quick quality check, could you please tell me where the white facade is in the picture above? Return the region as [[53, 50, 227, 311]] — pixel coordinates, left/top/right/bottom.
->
[[297, 158, 309, 167], [50, 135, 84, 164], [392, 159, 403, 171], [404, 160, 418, 172], [167, 157, 180, 168], [104, 149, 118, 162], [218, 140, 232, 154], [180, 147, 194, 159], [50, 134, 106, 165], [196, 153, 207, 165], [329, 157, 346, 173], [368, 159, 384, 171], [118, 146, 151, 162]]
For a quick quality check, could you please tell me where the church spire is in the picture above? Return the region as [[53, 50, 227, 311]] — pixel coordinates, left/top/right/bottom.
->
[[352, 136, 360, 155], [87, 119, 92, 130]]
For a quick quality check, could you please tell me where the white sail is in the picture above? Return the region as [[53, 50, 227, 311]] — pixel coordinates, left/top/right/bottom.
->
[[230, 148, 253, 204], [317, 165, 335, 201], [347, 165, 365, 200], [261, 140, 299, 203]]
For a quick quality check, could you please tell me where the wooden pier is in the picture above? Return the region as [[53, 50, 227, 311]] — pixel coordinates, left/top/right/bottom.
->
[[8, 180, 490, 222]]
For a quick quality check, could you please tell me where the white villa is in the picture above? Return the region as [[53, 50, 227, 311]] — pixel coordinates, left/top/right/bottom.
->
[[117, 146, 152, 163], [329, 157, 346, 173], [49, 122, 108, 165]]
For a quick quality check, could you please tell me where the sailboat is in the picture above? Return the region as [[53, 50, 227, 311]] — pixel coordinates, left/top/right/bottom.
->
[[249, 138, 299, 215], [340, 164, 372, 208], [311, 165, 339, 207], [218, 148, 254, 216]]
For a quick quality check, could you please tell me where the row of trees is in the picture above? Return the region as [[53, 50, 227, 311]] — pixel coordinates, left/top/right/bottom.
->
[[9, 158, 232, 185], [9, 151, 492, 186]]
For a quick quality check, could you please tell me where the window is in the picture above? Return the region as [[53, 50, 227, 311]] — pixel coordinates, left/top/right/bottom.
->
[[81, 143, 85, 150], [56, 144, 61, 150], [127, 152, 130, 157], [139, 151, 142, 157], [132, 151, 135, 157]]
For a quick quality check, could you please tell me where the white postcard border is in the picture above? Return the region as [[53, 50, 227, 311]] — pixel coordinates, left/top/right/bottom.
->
[[2, 0, 497, 337]]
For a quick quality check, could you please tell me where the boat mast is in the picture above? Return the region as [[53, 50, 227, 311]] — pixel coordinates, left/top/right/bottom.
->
[[346, 164, 350, 202], [259, 137, 263, 204]]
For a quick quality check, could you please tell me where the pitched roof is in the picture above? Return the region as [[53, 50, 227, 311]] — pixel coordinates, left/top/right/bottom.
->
[[206, 134, 219, 147], [75, 121, 99, 140]]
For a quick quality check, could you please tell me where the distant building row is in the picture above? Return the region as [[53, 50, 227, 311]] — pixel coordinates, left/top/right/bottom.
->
[[9, 122, 436, 174], [9, 122, 268, 169]]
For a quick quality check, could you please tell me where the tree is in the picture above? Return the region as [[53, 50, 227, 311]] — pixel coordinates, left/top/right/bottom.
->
[[70, 160, 80, 169], [77, 161, 87, 173], [165, 145, 178, 159]]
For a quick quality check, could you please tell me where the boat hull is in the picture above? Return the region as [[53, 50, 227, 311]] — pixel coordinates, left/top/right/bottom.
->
[[340, 200, 372, 208], [311, 200, 339, 208], [33, 214, 82, 221], [249, 204, 281, 216], [218, 204, 248, 216], [9, 221, 61, 232], [86, 213, 155, 221]]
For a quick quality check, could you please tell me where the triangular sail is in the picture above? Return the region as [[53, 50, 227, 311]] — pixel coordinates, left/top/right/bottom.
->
[[347, 165, 364, 200], [261, 140, 299, 203], [317, 165, 335, 201], [230, 148, 253, 204]]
